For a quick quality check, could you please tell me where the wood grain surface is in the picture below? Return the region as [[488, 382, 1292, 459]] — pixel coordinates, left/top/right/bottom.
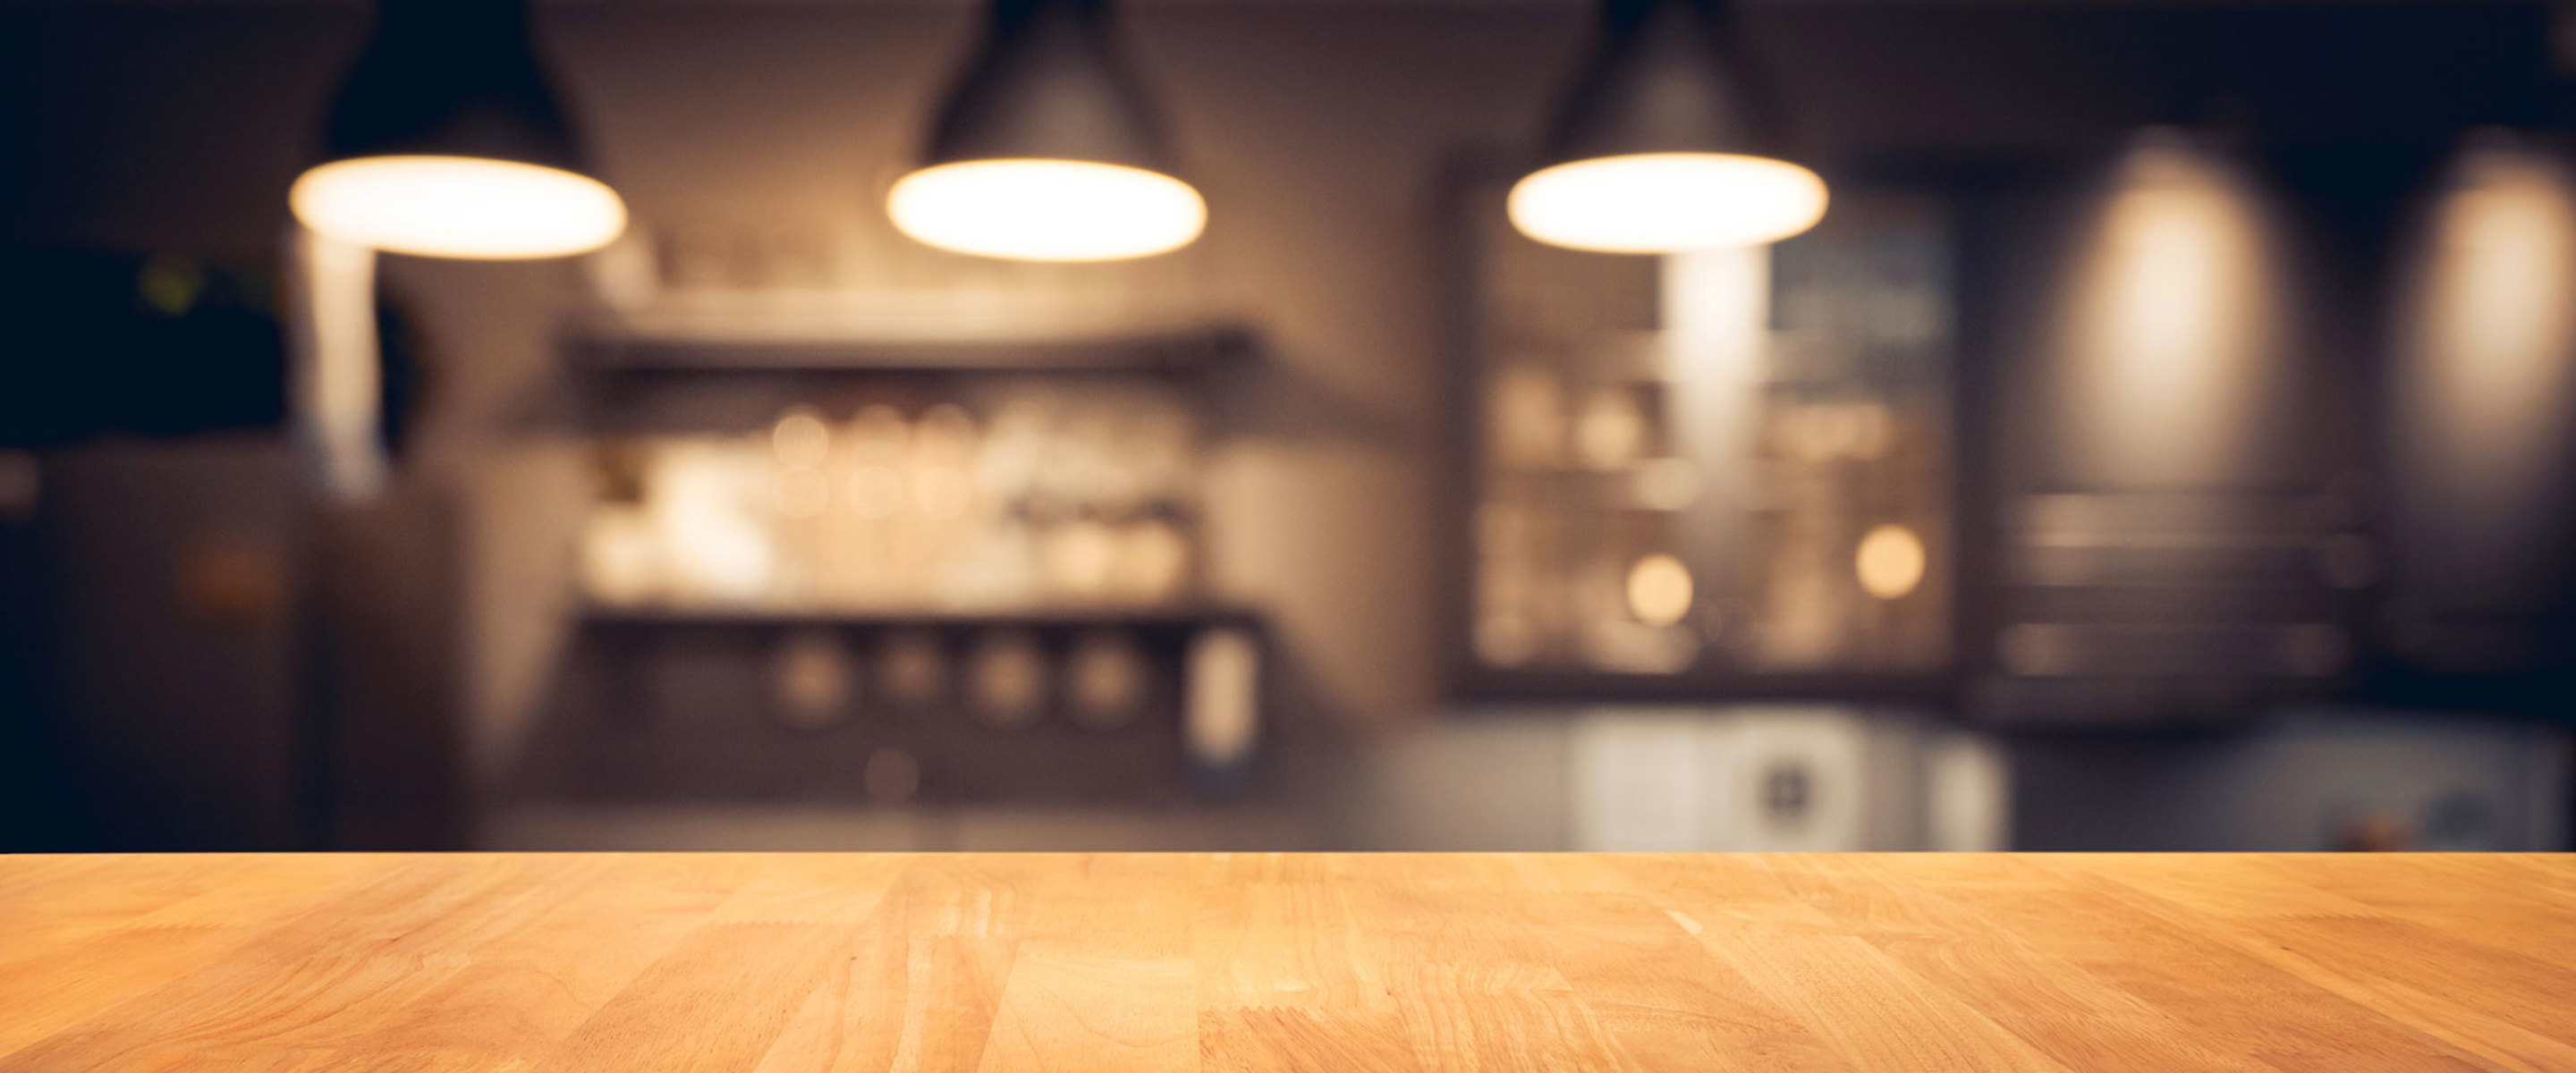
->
[[2, 853, 2572, 1070]]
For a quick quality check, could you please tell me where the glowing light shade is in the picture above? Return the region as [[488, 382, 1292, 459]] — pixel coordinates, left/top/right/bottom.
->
[[894, 0, 1202, 262], [889, 159, 1204, 261], [291, 156, 624, 259], [1510, 152, 1826, 253], [296, 0, 623, 260], [1513, 0, 1823, 253]]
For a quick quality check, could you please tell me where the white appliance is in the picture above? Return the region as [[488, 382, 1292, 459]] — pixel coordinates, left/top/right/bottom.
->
[[1350, 705, 2007, 851]]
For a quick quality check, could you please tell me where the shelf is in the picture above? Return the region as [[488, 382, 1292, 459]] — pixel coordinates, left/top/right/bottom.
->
[[565, 311, 1258, 376], [579, 602, 1263, 632], [1452, 665, 1956, 706]]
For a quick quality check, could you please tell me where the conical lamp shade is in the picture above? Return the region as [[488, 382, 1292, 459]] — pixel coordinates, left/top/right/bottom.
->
[[888, 0, 1204, 262], [292, 0, 625, 259], [1510, 0, 1824, 253]]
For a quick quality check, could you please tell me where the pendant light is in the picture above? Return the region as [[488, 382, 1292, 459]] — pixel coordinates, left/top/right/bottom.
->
[[291, 0, 625, 260], [888, 0, 1205, 262], [1510, 0, 1825, 254]]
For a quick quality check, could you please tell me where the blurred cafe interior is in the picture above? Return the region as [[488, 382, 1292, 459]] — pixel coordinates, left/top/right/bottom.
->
[[1, 0, 2571, 855]]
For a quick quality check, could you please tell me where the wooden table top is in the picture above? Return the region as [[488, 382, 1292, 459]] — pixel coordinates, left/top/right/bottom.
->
[[3, 852, 2572, 1071]]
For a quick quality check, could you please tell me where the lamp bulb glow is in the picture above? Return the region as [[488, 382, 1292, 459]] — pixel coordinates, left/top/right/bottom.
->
[[290, 155, 627, 259], [1625, 553, 1696, 627], [1508, 151, 1826, 253], [888, 159, 1206, 262], [1854, 523, 1928, 600]]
